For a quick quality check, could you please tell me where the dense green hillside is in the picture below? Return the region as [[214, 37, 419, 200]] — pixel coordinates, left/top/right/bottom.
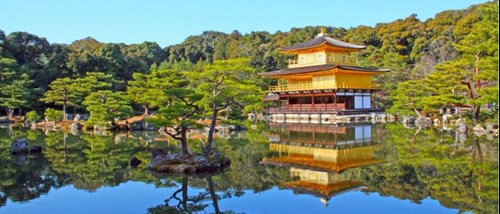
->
[[0, 1, 497, 122]]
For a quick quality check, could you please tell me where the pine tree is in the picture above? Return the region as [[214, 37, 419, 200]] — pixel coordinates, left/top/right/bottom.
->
[[0, 73, 34, 117], [188, 58, 262, 156], [146, 68, 203, 155], [82, 90, 132, 129], [40, 77, 78, 121], [388, 80, 427, 117]]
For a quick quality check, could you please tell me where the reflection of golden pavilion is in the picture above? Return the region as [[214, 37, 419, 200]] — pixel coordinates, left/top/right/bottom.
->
[[283, 168, 363, 207], [261, 123, 384, 206]]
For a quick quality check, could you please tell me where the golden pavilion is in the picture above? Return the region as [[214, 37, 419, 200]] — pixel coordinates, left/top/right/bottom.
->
[[260, 30, 389, 124]]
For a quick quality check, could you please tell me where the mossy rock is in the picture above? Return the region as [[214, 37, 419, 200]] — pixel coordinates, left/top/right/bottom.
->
[[148, 152, 231, 175]]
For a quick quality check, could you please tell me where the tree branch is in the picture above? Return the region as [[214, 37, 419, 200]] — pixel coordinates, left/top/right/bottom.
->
[[176, 96, 200, 120], [163, 126, 182, 140], [215, 75, 225, 87], [460, 80, 474, 99], [215, 98, 233, 111]]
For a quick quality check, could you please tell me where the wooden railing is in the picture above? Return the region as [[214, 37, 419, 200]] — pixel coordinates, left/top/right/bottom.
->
[[287, 59, 355, 68], [269, 104, 345, 114], [269, 83, 382, 92]]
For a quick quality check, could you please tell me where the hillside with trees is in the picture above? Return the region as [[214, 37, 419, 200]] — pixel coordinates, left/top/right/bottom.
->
[[0, 1, 497, 123]]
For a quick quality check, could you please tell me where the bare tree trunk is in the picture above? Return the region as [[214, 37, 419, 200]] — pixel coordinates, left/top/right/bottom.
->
[[180, 126, 189, 155], [411, 101, 423, 118], [63, 90, 68, 121], [473, 105, 481, 122], [143, 105, 149, 116], [62, 103, 66, 121], [204, 103, 218, 157], [476, 52, 481, 90], [7, 108, 14, 118]]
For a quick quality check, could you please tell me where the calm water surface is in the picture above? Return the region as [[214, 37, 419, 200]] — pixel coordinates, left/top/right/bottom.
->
[[0, 122, 498, 213]]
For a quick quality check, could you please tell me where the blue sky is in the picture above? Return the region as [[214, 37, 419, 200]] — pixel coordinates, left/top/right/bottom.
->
[[0, 0, 489, 47]]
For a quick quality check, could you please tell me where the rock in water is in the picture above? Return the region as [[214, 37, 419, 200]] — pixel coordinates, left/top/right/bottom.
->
[[151, 148, 167, 159], [485, 123, 498, 132], [126, 121, 142, 131], [143, 121, 156, 131], [70, 122, 81, 132], [0, 116, 13, 124], [12, 154, 28, 165], [130, 157, 141, 167], [442, 114, 452, 123], [402, 115, 415, 124], [30, 146, 43, 154], [114, 134, 128, 144], [11, 138, 28, 154], [415, 117, 431, 128]]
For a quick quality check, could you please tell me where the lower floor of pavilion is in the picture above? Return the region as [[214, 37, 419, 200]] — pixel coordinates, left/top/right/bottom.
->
[[265, 91, 380, 115]]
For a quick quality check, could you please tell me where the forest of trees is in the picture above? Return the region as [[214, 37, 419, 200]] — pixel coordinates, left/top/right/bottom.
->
[[0, 1, 498, 123]]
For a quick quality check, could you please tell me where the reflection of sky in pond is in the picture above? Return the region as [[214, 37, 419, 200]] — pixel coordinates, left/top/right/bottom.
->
[[0, 122, 495, 213], [2, 182, 461, 214]]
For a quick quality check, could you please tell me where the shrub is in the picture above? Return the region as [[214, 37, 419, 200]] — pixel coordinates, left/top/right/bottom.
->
[[26, 111, 41, 123], [44, 108, 62, 122]]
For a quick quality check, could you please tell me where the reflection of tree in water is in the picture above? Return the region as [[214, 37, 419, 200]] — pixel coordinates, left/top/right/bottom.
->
[[0, 128, 70, 208], [0, 125, 289, 209], [148, 176, 225, 214], [0, 192, 6, 207], [359, 123, 498, 213], [44, 132, 166, 191], [1, 122, 496, 213]]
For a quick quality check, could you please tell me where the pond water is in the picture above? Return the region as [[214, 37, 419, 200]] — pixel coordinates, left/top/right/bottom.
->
[[0, 122, 498, 213]]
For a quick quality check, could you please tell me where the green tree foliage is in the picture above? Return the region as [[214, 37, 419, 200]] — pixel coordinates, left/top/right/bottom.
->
[[188, 58, 262, 156], [127, 73, 150, 114], [127, 68, 185, 115], [359, 123, 499, 213], [73, 72, 114, 111], [421, 63, 466, 112], [388, 80, 427, 117], [147, 70, 203, 155], [40, 77, 77, 120], [25, 110, 41, 122], [44, 108, 62, 122], [40, 73, 114, 119], [0, 1, 496, 122], [0, 58, 34, 116], [450, 2, 499, 121], [0, 73, 33, 116], [82, 90, 133, 128], [389, 2, 498, 120], [1, 122, 496, 213]]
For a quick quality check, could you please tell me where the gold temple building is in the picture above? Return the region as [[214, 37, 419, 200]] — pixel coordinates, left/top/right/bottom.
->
[[260, 30, 390, 124]]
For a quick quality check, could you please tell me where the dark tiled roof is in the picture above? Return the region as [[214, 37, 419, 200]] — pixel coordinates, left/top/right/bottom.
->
[[338, 65, 391, 72], [259, 64, 336, 76], [282, 36, 366, 51], [259, 64, 390, 77]]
